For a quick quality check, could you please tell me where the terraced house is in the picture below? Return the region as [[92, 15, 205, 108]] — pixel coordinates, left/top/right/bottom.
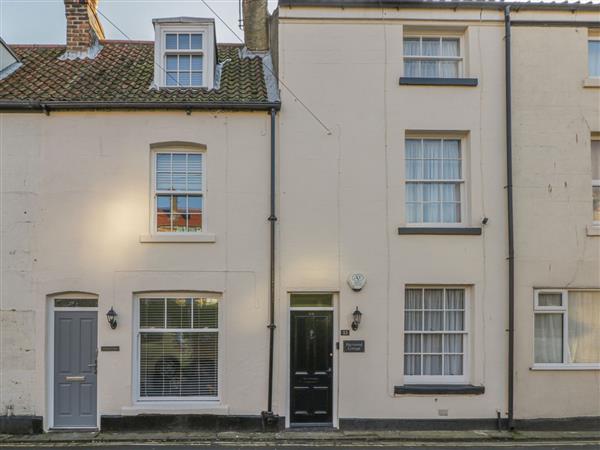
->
[[0, 0, 599, 434]]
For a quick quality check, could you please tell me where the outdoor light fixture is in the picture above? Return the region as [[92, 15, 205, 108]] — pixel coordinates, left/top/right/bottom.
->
[[106, 307, 118, 330], [351, 306, 362, 331]]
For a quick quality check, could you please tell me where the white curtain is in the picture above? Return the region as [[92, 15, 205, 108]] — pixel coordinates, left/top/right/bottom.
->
[[534, 314, 563, 363], [567, 292, 600, 363], [404, 38, 420, 56]]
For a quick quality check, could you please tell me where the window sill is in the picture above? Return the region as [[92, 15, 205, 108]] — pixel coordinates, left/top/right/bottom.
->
[[398, 227, 482, 235], [399, 77, 478, 87], [122, 402, 228, 416], [530, 364, 600, 371], [394, 385, 485, 395], [586, 225, 600, 236], [582, 77, 600, 88], [139, 233, 216, 243]]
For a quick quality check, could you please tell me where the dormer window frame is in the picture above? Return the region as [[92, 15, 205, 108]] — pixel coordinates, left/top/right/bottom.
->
[[153, 20, 215, 90]]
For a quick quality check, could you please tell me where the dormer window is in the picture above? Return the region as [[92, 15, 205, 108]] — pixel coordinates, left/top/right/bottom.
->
[[153, 18, 216, 89]]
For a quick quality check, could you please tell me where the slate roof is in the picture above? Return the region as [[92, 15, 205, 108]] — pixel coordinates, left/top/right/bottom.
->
[[0, 41, 278, 110]]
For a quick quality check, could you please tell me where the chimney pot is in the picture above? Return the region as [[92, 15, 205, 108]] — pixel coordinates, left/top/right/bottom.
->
[[242, 0, 269, 52]]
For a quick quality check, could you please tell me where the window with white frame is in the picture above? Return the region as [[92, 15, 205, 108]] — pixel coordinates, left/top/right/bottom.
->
[[153, 19, 215, 89], [405, 138, 464, 224], [154, 151, 204, 233], [136, 295, 219, 399], [592, 139, 600, 225], [404, 36, 462, 78], [404, 287, 468, 382], [534, 290, 600, 366], [589, 37, 600, 77], [164, 32, 204, 87]]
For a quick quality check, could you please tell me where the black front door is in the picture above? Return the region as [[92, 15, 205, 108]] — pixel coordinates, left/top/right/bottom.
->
[[290, 310, 333, 425]]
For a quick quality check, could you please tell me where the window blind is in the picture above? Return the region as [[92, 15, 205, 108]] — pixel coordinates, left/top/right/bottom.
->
[[138, 297, 218, 398]]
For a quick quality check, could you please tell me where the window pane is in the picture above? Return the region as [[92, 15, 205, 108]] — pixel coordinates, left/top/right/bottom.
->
[[188, 196, 203, 213], [442, 203, 461, 223], [191, 72, 203, 87], [405, 334, 421, 352], [140, 298, 165, 328], [139, 332, 218, 397], [405, 289, 423, 309], [172, 154, 187, 172], [179, 72, 190, 86], [444, 334, 463, 352], [166, 72, 178, 86], [404, 38, 420, 56], [422, 38, 440, 56], [188, 154, 202, 172], [534, 313, 563, 363], [593, 186, 600, 222], [442, 38, 459, 57], [589, 40, 600, 77], [191, 55, 203, 71], [405, 311, 422, 331], [538, 293, 562, 307], [166, 55, 178, 71], [157, 153, 171, 171], [441, 183, 460, 201], [406, 139, 422, 159], [290, 293, 333, 307], [178, 33, 190, 50], [172, 213, 186, 232], [424, 311, 443, 331], [165, 33, 177, 49], [173, 195, 187, 214], [440, 61, 458, 78], [404, 60, 419, 77], [157, 214, 171, 232], [423, 183, 440, 201], [172, 173, 187, 191], [179, 55, 190, 71], [188, 174, 202, 191], [193, 298, 218, 328], [421, 60, 438, 77], [443, 140, 461, 159], [424, 289, 443, 309], [188, 214, 202, 232], [406, 202, 421, 223], [446, 289, 465, 309], [423, 355, 442, 375], [444, 355, 463, 375], [423, 202, 440, 223], [423, 334, 442, 353], [166, 298, 192, 328], [157, 195, 171, 213], [442, 158, 461, 180], [445, 311, 464, 331], [191, 34, 203, 49], [567, 291, 600, 363], [592, 141, 600, 180], [404, 355, 421, 375]]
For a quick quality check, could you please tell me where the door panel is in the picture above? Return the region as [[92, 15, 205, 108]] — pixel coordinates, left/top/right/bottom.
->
[[290, 310, 333, 424], [54, 311, 97, 428]]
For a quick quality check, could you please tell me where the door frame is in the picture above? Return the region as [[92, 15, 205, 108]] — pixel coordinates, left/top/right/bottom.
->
[[46, 293, 100, 430], [285, 291, 338, 429]]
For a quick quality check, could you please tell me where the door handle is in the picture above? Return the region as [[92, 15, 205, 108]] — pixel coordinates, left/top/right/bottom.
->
[[65, 376, 85, 382]]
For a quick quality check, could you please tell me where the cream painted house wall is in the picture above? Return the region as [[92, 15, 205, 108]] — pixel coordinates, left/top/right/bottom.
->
[[275, 5, 599, 422], [512, 25, 600, 419], [0, 111, 273, 427]]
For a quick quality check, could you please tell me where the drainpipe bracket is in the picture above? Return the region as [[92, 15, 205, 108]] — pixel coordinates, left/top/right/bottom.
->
[[268, 215, 278, 222], [267, 324, 276, 330]]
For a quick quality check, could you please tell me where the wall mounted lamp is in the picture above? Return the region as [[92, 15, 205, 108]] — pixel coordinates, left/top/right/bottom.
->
[[351, 306, 362, 331], [106, 306, 118, 330]]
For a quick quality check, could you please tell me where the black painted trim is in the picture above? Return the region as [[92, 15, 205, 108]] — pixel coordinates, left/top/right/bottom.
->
[[340, 418, 502, 431], [101, 414, 284, 432], [399, 77, 478, 87], [0, 415, 43, 434], [398, 227, 482, 235], [394, 384, 485, 395]]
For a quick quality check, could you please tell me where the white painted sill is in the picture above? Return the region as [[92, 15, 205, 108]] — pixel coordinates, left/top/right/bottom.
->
[[586, 225, 600, 236], [583, 77, 600, 88], [122, 402, 229, 415], [530, 364, 600, 371], [139, 233, 216, 243]]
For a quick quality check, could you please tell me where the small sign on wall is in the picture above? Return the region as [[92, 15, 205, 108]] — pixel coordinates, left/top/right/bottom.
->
[[340, 329, 350, 336], [343, 340, 365, 353], [101, 346, 120, 352]]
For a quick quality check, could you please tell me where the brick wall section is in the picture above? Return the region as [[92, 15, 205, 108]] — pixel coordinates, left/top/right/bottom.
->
[[64, 0, 105, 52]]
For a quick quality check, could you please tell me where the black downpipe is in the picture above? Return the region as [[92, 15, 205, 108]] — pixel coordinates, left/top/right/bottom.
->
[[504, 5, 515, 431], [262, 107, 279, 429]]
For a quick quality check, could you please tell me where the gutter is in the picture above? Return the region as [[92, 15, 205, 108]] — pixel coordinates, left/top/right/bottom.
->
[[278, 0, 600, 12], [504, 5, 515, 432], [0, 101, 281, 113], [262, 107, 279, 429]]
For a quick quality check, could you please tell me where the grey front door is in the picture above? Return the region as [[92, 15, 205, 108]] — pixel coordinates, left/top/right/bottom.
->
[[54, 311, 97, 428]]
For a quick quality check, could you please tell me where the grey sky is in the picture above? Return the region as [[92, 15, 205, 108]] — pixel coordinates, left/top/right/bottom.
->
[[0, 0, 278, 45]]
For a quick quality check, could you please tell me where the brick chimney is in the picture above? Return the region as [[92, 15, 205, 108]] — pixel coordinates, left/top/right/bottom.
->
[[64, 0, 105, 55], [242, 0, 269, 52]]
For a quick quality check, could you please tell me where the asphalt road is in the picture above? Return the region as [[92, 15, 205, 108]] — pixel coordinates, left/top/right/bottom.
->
[[1, 445, 598, 449]]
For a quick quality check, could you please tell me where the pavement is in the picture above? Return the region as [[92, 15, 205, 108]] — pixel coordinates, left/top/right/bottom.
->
[[0, 445, 598, 450], [0, 430, 599, 448]]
